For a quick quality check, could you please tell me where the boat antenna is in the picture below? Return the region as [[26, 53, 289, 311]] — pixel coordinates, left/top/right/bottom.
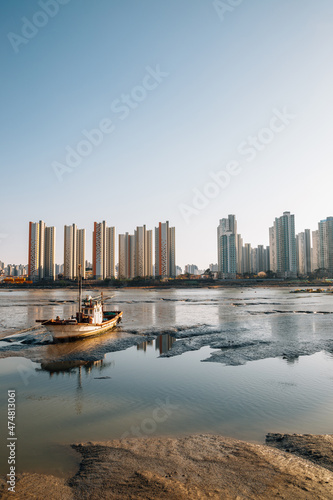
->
[[78, 264, 82, 318]]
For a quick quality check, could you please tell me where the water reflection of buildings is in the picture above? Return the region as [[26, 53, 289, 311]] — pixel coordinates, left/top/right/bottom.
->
[[153, 301, 176, 328], [137, 340, 154, 352], [27, 302, 76, 326], [156, 334, 175, 354], [137, 334, 176, 355]]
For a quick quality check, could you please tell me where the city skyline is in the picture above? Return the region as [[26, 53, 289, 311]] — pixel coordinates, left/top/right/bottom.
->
[[119, 225, 153, 279], [24, 219, 177, 279], [64, 223, 86, 279], [3, 211, 332, 277], [1, 1, 333, 268]]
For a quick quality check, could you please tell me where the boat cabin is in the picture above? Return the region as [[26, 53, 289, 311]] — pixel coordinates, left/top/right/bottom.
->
[[79, 296, 103, 324]]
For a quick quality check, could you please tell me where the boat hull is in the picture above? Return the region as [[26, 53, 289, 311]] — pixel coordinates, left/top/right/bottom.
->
[[44, 312, 123, 342]]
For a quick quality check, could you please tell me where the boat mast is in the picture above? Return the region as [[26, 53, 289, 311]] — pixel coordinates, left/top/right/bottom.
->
[[78, 264, 82, 319]]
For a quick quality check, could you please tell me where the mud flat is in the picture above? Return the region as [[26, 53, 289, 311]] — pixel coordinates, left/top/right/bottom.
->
[[1, 433, 333, 499], [266, 432, 333, 472]]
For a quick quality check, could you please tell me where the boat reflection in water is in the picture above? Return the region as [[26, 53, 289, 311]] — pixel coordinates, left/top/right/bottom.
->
[[36, 329, 119, 376], [137, 333, 176, 354], [36, 357, 114, 415], [34, 331, 119, 414], [40, 328, 124, 363], [37, 358, 112, 376]]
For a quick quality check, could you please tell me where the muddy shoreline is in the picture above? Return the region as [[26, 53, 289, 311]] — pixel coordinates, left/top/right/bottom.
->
[[0, 281, 330, 291], [1, 433, 333, 499]]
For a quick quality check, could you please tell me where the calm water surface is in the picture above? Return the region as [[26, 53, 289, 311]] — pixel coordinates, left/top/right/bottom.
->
[[0, 287, 332, 477]]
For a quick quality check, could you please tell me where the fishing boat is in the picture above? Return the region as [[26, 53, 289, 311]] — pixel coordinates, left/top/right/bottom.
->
[[37, 266, 123, 342]]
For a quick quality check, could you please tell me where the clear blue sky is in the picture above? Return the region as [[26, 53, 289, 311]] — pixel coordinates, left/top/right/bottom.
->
[[1, 0, 333, 270]]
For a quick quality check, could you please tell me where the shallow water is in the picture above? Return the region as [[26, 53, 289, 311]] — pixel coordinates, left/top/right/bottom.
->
[[0, 287, 333, 477]]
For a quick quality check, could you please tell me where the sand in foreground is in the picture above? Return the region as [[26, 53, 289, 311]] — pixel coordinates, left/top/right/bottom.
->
[[1, 433, 333, 499]]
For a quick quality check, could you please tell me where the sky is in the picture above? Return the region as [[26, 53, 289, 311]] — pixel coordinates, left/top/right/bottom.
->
[[1, 0, 333, 270]]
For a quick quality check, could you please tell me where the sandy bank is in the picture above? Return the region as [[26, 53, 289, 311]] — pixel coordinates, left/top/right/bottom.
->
[[1, 433, 333, 499]]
